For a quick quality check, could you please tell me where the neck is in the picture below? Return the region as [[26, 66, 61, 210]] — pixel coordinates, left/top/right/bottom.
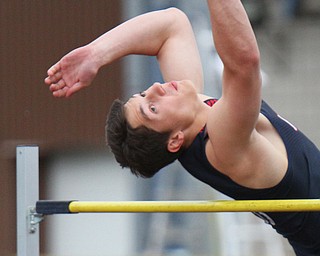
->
[[183, 97, 211, 147]]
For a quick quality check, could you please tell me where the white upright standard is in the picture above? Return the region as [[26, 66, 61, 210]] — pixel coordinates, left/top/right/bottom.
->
[[16, 146, 40, 256]]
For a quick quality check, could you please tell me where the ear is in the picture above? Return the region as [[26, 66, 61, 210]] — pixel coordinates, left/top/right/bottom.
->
[[167, 131, 184, 153]]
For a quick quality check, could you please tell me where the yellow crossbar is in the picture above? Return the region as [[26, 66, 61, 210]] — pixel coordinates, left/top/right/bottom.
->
[[67, 199, 320, 213]]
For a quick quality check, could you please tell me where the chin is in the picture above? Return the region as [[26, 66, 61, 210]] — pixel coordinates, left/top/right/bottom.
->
[[180, 80, 197, 93]]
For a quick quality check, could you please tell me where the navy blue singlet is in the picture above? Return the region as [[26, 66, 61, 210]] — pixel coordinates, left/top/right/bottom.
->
[[178, 99, 320, 255]]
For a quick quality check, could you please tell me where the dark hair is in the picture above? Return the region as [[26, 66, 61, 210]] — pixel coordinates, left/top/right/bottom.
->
[[106, 99, 183, 178]]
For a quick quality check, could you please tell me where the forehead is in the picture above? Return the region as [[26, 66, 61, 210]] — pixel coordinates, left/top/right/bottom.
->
[[124, 96, 145, 129]]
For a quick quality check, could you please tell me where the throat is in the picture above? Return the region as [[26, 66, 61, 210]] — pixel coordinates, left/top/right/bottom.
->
[[184, 105, 210, 147]]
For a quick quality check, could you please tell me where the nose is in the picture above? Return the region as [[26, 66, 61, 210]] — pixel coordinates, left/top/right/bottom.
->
[[148, 82, 166, 97]]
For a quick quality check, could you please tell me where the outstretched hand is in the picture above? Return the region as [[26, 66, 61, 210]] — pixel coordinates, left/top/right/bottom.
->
[[44, 46, 99, 98]]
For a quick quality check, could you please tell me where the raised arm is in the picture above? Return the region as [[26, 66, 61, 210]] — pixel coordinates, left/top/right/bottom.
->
[[205, 1, 263, 175], [44, 8, 203, 97]]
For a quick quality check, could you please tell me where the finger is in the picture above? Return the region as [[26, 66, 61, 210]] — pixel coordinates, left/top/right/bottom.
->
[[52, 86, 68, 98], [44, 77, 52, 85], [44, 75, 59, 86], [45, 72, 62, 86], [46, 71, 63, 85], [47, 62, 61, 76], [65, 81, 83, 98], [49, 79, 66, 92]]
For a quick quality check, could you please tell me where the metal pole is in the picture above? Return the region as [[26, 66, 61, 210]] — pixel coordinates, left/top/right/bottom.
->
[[17, 146, 40, 256]]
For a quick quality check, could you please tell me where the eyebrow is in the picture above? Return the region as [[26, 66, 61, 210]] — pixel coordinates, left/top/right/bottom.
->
[[129, 93, 150, 120], [139, 103, 150, 120]]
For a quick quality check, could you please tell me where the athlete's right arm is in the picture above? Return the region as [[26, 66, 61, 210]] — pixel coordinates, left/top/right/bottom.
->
[[205, 0, 264, 182], [44, 8, 203, 98]]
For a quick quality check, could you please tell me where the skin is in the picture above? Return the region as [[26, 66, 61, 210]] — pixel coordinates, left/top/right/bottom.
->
[[45, 2, 288, 189], [125, 80, 210, 152]]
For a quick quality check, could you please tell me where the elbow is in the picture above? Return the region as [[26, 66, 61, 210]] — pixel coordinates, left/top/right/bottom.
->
[[222, 43, 261, 75], [234, 40, 260, 68], [239, 41, 261, 70], [165, 7, 187, 18], [222, 49, 261, 84], [228, 47, 261, 75], [244, 49, 260, 69], [164, 7, 190, 29]]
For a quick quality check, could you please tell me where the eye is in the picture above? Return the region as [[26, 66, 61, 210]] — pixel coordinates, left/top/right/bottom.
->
[[150, 104, 157, 113], [140, 91, 146, 97]]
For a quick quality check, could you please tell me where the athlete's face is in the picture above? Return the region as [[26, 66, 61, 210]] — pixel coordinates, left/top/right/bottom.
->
[[125, 80, 199, 133]]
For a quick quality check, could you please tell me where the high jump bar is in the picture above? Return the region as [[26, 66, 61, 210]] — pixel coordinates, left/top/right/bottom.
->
[[36, 199, 320, 214]]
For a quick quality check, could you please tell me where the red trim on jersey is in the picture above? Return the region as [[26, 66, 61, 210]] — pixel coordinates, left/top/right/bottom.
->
[[204, 98, 218, 107]]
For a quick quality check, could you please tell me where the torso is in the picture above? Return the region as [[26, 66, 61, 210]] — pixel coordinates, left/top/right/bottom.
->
[[199, 95, 288, 189], [179, 99, 320, 253], [256, 113, 287, 158]]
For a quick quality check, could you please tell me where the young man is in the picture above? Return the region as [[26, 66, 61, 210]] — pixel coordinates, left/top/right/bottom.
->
[[45, 1, 320, 255]]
